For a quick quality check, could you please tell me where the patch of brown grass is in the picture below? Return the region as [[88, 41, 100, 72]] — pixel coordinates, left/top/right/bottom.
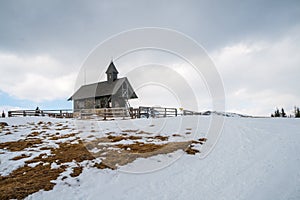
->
[[199, 138, 207, 142], [150, 135, 168, 141], [105, 131, 115, 135], [107, 135, 142, 142], [172, 134, 182, 137], [93, 162, 115, 170], [185, 145, 200, 155], [70, 166, 83, 177], [41, 125, 50, 130], [0, 122, 8, 128], [26, 141, 95, 165], [0, 164, 66, 200], [0, 141, 96, 199], [10, 154, 31, 160], [50, 142, 94, 163], [127, 135, 142, 140], [116, 142, 166, 153], [0, 138, 43, 151], [48, 133, 76, 140], [121, 129, 139, 133], [96, 141, 194, 169], [137, 130, 152, 135], [27, 131, 40, 137], [0, 125, 207, 199]]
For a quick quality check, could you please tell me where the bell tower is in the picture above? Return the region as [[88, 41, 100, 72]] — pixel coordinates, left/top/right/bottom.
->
[[106, 61, 118, 82]]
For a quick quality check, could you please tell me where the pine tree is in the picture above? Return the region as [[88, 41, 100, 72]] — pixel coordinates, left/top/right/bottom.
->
[[296, 107, 300, 118], [274, 108, 280, 117], [281, 108, 286, 117]]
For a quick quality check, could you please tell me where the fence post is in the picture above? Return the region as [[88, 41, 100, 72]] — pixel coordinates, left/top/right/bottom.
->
[[8, 111, 12, 117], [104, 109, 106, 120], [138, 107, 141, 118], [175, 108, 177, 117]]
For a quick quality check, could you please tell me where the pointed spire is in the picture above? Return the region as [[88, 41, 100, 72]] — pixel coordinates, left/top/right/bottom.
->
[[106, 61, 119, 74]]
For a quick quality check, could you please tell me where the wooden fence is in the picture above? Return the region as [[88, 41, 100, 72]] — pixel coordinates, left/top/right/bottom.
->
[[8, 109, 73, 118], [137, 106, 177, 118], [77, 108, 129, 120], [75, 106, 178, 120], [7, 107, 201, 120], [182, 110, 201, 116]]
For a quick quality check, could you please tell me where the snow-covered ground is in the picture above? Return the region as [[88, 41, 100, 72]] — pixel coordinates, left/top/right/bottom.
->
[[1, 116, 300, 200]]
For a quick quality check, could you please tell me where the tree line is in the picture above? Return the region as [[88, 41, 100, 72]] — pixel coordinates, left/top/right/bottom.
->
[[271, 106, 300, 118]]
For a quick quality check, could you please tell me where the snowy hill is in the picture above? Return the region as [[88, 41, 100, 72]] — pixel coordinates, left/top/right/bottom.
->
[[0, 116, 300, 200]]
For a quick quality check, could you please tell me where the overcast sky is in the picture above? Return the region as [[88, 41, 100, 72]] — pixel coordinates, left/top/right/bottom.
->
[[0, 0, 300, 116]]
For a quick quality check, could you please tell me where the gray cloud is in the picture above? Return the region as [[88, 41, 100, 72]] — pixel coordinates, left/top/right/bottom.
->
[[1, 0, 299, 56]]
